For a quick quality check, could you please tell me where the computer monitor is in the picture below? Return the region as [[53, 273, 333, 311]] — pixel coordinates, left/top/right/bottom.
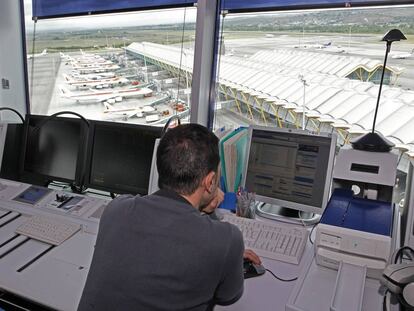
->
[[0, 122, 24, 181], [243, 126, 337, 215], [85, 121, 162, 195], [20, 114, 88, 186]]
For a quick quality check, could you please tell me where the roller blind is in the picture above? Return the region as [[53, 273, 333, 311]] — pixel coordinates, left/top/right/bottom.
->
[[222, 0, 414, 12], [32, 0, 197, 19]]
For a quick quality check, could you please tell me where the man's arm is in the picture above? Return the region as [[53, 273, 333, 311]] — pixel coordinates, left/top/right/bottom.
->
[[213, 225, 245, 306]]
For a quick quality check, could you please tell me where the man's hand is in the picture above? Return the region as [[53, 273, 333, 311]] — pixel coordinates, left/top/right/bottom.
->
[[200, 188, 224, 214], [243, 249, 261, 265]]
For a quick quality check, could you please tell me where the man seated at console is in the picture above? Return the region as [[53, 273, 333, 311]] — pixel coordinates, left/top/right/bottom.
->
[[78, 123, 261, 311]]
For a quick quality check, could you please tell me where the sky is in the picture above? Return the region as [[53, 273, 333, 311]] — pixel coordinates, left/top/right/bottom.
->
[[24, 0, 197, 31]]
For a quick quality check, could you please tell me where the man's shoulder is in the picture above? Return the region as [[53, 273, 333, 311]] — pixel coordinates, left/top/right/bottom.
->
[[203, 216, 244, 244]]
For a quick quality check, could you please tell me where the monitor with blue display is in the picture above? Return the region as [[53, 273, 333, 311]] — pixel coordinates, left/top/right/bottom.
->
[[243, 126, 337, 215]]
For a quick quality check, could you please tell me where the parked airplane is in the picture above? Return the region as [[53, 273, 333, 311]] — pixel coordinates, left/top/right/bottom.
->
[[60, 51, 108, 64], [103, 102, 145, 118], [63, 74, 129, 89], [295, 42, 332, 49], [148, 108, 190, 125], [59, 85, 153, 103], [71, 64, 120, 74], [70, 72, 116, 79], [27, 49, 47, 60], [392, 48, 414, 59], [103, 95, 170, 119]]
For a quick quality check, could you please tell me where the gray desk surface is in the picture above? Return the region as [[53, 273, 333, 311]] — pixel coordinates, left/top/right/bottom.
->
[[217, 238, 313, 311], [217, 212, 397, 311], [0, 180, 397, 311]]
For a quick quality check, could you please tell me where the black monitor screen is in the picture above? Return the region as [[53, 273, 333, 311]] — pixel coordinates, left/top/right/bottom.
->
[[22, 115, 87, 184], [86, 121, 162, 195]]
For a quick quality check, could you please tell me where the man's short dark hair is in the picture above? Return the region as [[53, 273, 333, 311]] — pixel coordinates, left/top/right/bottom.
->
[[157, 123, 220, 195]]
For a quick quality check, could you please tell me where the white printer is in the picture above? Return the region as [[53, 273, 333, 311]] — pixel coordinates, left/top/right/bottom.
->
[[315, 147, 398, 279]]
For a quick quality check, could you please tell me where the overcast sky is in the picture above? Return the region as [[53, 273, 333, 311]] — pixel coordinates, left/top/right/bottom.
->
[[24, 0, 197, 31]]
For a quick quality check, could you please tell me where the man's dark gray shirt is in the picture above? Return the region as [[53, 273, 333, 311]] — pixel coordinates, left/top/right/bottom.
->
[[78, 190, 244, 311]]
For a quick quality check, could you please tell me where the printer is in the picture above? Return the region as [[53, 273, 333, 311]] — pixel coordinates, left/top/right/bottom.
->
[[315, 147, 397, 279]]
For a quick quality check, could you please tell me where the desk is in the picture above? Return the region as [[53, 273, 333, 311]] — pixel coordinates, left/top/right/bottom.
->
[[0, 178, 107, 310], [217, 210, 399, 311], [0, 179, 399, 311]]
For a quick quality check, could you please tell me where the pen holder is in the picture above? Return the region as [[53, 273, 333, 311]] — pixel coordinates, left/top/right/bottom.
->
[[236, 194, 256, 219]]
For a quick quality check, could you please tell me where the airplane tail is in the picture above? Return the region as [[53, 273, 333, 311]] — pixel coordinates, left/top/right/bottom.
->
[[80, 49, 85, 55], [103, 102, 115, 112], [41, 49, 47, 55], [62, 74, 73, 83], [59, 85, 72, 97]]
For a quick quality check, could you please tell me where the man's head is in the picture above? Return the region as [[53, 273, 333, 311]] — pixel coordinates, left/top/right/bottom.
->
[[157, 123, 220, 206]]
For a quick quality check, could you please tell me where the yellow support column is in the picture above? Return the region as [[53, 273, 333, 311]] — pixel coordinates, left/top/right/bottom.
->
[[229, 88, 242, 115], [254, 97, 268, 125], [241, 92, 255, 121]]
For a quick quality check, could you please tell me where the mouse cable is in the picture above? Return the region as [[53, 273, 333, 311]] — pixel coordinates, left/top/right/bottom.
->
[[309, 222, 319, 245], [393, 246, 414, 264], [265, 269, 298, 282], [383, 289, 391, 311]]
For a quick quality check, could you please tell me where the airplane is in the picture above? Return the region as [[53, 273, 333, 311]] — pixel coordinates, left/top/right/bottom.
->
[[27, 49, 47, 60], [103, 95, 170, 119], [295, 42, 332, 49], [70, 72, 116, 79], [63, 74, 129, 89], [60, 51, 108, 65], [148, 107, 190, 125], [59, 85, 153, 103], [391, 48, 414, 59], [72, 64, 120, 73], [80, 49, 102, 58], [103, 102, 145, 119], [71, 58, 113, 66]]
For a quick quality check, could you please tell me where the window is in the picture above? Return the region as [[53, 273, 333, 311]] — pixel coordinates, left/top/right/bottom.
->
[[212, 5, 414, 205], [25, 1, 196, 125]]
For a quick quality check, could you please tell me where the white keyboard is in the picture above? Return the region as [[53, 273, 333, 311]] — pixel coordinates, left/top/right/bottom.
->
[[222, 214, 308, 264], [16, 215, 81, 246]]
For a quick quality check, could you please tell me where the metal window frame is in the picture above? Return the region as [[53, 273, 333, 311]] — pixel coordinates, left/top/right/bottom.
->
[[190, 0, 220, 127]]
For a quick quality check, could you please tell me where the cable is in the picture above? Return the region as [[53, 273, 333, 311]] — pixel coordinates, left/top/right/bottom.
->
[[309, 222, 318, 245], [297, 210, 307, 228], [28, 111, 90, 193], [0, 108, 25, 123], [393, 246, 414, 264], [30, 19, 37, 106], [175, 6, 187, 110], [212, 10, 226, 130], [383, 290, 391, 311], [31, 111, 90, 132], [265, 268, 297, 282], [161, 115, 182, 137]]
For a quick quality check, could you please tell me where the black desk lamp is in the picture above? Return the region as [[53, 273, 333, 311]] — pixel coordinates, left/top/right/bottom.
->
[[351, 29, 406, 152]]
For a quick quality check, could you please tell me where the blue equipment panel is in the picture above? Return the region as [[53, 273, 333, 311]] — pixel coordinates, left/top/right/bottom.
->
[[320, 189, 393, 236]]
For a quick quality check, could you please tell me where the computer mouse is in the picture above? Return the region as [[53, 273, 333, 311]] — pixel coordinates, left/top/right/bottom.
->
[[243, 259, 266, 279]]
